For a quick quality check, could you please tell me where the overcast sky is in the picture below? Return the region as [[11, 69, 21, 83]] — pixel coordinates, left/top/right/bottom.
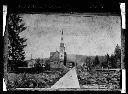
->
[[19, 14, 121, 59]]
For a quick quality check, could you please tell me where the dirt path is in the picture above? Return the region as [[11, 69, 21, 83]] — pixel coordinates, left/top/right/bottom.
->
[[51, 67, 80, 89]]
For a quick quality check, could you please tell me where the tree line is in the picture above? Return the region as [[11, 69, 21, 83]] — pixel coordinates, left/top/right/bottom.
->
[[83, 44, 121, 70]]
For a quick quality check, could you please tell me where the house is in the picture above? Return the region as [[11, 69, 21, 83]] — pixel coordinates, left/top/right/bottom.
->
[[27, 59, 37, 68]]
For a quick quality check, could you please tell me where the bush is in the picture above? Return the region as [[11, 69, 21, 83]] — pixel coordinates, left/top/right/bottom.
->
[[76, 66, 121, 89], [6, 67, 69, 88]]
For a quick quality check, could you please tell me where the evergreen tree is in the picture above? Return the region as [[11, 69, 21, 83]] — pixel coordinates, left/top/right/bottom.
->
[[114, 44, 121, 61], [84, 57, 92, 71], [45, 59, 50, 70], [106, 53, 111, 68], [114, 44, 121, 68], [35, 58, 42, 68], [106, 53, 109, 61], [101, 54, 110, 68], [93, 55, 100, 67], [8, 13, 27, 72], [110, 54, 116, 68]]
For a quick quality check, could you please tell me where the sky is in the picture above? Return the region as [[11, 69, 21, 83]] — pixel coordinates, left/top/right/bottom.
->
[[19, 14, 121, 60]]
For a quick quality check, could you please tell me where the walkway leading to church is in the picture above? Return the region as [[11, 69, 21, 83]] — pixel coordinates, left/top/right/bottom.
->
[[51, 67, 80, 89]]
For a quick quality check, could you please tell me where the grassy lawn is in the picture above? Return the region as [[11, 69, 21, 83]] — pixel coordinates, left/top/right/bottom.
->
[[6, 68, 69, 89]]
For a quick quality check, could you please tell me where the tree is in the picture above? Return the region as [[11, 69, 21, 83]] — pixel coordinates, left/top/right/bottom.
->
[[83, 57, 92, 71], [35, 58, 41, 64], [8, 13, 27, 72], [114, 44, 121, 60], [34, 58, 42, 72], [101, 61, 108, 68], [106, 53, 111, 68], [45, 59, 50, 70], [110, 54, 116, 68], [93, 55, 100, 67], [114, 44, 121, 68], [100, 54, 110, 69], [35, 58, 42, 68]]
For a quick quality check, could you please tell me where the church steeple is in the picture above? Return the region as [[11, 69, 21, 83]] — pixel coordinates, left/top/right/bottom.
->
[[60, 29, 64, 47], [60, 29, 65, 61], [61, 29, 63, 43]]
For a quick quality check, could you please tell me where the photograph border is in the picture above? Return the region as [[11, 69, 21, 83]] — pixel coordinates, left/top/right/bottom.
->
[[3, 1, 125, 92]]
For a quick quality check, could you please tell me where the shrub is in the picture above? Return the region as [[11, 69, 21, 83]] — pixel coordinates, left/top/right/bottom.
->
[[6, 67, 69, 88]]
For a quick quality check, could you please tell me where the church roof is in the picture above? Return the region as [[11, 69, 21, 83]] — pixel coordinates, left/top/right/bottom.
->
[[50, 50, 60, 61]]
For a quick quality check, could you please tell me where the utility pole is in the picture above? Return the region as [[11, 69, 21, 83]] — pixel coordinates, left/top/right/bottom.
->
[[31, 54, 32, 60], [75, 54, 77, 67], [42, 53, 43, 59]]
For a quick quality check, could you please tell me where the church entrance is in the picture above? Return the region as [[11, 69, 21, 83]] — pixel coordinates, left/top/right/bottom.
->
[[68, 62, 75, 68]]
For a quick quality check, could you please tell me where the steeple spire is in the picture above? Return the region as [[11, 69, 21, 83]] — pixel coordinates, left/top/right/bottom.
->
[[60, 29, 65, 62], [61, 29, 63, 42]]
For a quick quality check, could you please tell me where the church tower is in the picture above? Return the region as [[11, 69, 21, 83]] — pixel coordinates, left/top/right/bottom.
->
[[59, 30, 65, 62]]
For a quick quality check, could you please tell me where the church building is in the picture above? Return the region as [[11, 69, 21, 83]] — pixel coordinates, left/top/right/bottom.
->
[[49, 30, 67, 69]]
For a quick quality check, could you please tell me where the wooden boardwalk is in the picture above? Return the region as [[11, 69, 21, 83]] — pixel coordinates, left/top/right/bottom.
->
[[51, 67, 80, 89]]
